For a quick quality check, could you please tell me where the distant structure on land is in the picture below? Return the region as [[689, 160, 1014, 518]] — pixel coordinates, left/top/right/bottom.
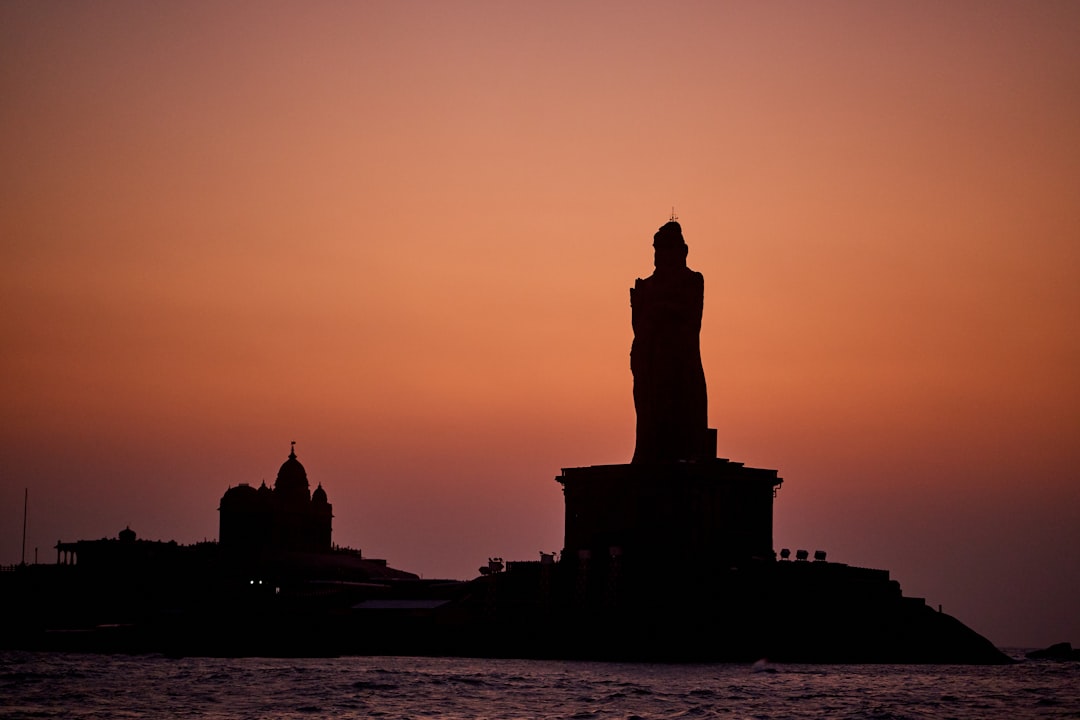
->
[[219, 443, 333, 553], [3, 217, 1009, 663], [537, 218, 1005, 662]]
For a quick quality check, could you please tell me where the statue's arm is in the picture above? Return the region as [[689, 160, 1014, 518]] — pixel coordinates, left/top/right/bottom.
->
[[692, 271, 704, 328], [630, 278, 646, 335]]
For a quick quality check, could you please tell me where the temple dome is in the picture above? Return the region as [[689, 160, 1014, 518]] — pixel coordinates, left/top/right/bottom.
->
[[312, 483, 328, 504], [274, 446, 311, 504], [220, 483, 259, 510]]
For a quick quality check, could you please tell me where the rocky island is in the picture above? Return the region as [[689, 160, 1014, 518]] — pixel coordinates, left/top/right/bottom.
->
[[1, 219, 1009, 663]]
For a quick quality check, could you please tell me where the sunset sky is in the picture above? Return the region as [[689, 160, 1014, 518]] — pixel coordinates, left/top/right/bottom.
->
[[2, 2, 1078, 648]]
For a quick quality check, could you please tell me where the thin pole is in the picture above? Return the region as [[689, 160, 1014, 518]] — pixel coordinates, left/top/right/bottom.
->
[[21, 488, 27, 566]]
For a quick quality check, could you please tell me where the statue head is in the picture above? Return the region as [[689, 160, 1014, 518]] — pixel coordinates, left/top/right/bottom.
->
[[653, 221, 688, 270]]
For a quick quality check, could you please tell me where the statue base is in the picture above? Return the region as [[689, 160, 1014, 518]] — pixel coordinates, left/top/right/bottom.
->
[[556, 453, 782, 572]]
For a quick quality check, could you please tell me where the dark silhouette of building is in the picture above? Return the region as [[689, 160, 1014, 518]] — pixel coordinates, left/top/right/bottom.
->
[[219, 444, 333, 553], [53, 526, 191, 569]]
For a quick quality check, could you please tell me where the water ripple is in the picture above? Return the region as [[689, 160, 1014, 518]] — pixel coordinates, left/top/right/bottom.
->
[[0, 652, 1077, 720]]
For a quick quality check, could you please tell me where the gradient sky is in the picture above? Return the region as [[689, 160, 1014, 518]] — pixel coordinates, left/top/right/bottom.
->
[[2, 1, 1078, 648]]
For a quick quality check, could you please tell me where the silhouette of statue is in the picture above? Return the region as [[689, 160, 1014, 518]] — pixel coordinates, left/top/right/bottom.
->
[[630, 220, 708, 463]]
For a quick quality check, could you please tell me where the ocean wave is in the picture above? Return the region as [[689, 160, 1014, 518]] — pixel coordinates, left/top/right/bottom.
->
[[1, 652, 1077, 720]]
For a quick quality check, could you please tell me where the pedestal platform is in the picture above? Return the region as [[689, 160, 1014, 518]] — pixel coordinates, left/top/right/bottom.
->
[[557, 458, 782, 571]]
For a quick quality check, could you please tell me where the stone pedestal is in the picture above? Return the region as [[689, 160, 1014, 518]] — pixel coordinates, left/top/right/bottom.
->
[[556, 458, 782, 571]]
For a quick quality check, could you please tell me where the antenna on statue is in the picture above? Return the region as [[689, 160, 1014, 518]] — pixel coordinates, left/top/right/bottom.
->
[[670, 207, 678, 222]]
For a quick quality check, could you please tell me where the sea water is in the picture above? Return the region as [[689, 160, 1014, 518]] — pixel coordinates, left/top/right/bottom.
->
[[1, 650, 1077, 719]]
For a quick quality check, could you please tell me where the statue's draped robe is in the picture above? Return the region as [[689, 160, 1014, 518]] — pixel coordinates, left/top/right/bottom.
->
[[630, 265, 708, 463]]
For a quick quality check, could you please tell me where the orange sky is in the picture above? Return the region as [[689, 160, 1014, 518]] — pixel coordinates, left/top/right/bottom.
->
[[2, 1, 1078, 648]]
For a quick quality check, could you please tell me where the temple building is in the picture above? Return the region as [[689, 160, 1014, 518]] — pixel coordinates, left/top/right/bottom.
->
[[219, 444, 333, 553]]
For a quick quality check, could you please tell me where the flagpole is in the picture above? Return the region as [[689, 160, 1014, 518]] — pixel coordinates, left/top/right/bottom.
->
[[21, 488, 28, 566]]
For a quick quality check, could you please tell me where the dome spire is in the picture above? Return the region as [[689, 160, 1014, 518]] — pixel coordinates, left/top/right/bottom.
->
[[290, 440, 296, 460]]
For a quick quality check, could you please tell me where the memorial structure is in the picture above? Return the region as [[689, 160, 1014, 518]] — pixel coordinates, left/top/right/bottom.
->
[[1, 218, 1010, 662], [219, 444, 333, 554], [558, 220, 781, 573], [630, 219, 710, 463], [526, 218, 1006, 662]]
